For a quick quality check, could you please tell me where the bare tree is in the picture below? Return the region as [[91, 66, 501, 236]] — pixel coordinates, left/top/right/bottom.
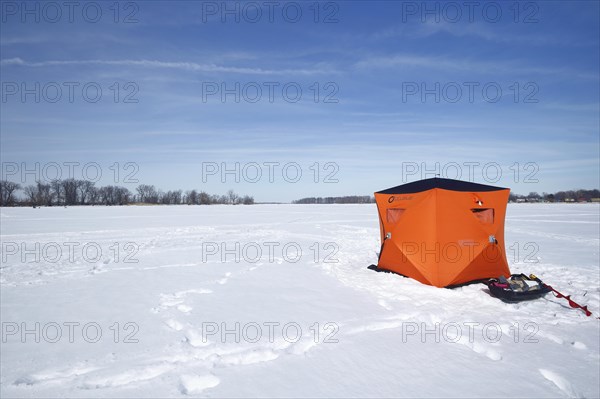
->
[[23, 185, 38, 206], [99, 186, 113, 205], [0, 180, 21, 206], [50, 179, 63, 205], [78, 180, 95, 205], [113, 186, 131, 205], [227, 189, 239, 205], [198, 191, 211, 205], [186, 190, 198, 205], [62, 179, 78, 205], [88, 186, 99, 205], [136, 184, 151, 203], [160, 190, 170, 204], [37, 181, 53, 206], [136, 184, 158, 204], [171, 190, 182, 204]]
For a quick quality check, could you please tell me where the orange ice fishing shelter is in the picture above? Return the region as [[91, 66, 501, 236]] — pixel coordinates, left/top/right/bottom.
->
[[375, 178, 511, 288]]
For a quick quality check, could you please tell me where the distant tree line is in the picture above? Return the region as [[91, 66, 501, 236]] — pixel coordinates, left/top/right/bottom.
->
[[509, 189, 600, 203], [293, 190, 600, 204], [293, 195, 375, 204], [2, 180, 598, 207], [0, 179, 254, 207]]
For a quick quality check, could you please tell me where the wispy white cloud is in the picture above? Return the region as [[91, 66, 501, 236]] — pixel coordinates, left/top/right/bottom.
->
[[540, 102, 600, 112], [0, 57, 335, 76], [0, 36, 50, 45], [371, 20, 599, 47], [353, 54, 599, 80], [0, 33, 137, 46]]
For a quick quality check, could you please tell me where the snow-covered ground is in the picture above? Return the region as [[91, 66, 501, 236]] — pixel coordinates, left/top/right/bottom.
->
[[1, 204, 599, 398]]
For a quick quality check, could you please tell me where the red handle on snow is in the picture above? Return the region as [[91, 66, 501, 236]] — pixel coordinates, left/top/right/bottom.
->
[[544, 285, 593, 317]]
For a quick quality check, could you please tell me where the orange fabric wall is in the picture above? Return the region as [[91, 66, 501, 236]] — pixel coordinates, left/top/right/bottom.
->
[[375, 188, 510, 287]]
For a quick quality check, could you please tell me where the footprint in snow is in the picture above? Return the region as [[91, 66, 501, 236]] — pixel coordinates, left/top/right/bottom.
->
[[346, 320, 404, 334], [456, 336, 502, 361], [79, 363, 175, 389], [165, 319, 184, 331], [153, 288, 212, 313], [184, 329, 211, 347], [571, 341, 586, 350], [177, 304, 193, 313], [536, 330, 564, 345], [14, 363, 101, 386], [377, 299, 393, 310], [218, 272, 232, 285], [218, 348, 279, 366], [179, 374, 220, 395], [539, 368, 581, 398], [158, 295, 185, 309], [286, 336, 318, 355]]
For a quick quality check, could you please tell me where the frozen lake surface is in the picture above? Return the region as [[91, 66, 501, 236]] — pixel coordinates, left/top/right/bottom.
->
[[1, 204, 599, 398]]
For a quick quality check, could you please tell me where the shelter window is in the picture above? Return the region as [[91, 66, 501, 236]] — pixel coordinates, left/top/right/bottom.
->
[[387, 208, 405, 224], [471, 208, 494, 224]]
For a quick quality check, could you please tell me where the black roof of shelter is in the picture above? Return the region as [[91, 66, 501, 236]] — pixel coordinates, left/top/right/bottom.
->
[[376, 178, 508, 194]]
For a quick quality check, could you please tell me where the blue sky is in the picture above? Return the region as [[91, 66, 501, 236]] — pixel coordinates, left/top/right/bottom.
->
[[1, 1, 598, 202]]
